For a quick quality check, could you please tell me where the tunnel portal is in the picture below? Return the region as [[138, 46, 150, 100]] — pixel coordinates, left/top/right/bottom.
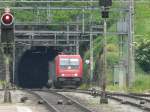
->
[[17, 46, 60, 88]]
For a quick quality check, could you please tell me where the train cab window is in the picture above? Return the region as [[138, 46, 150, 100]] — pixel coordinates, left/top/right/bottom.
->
[[69, 59, 79, 69], [60, 58, 79, 69]]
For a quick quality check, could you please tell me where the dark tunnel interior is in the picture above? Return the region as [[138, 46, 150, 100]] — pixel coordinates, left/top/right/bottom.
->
[[18, 46, 60, 88]]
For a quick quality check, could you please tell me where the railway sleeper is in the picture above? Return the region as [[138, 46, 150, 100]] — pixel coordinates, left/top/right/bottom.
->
[[38, 100, 45, 104], [20, 96, 28, 103], [57, 99, 63, 105], [139, 100, 146, 104], [66, 100, 73, 105]]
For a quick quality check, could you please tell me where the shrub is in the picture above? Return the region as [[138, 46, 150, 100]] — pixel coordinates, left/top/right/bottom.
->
[[136, 39, 150, 73]]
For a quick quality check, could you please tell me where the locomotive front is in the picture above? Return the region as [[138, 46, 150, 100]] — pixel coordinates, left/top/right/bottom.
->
[[55, 55, 83, 88]]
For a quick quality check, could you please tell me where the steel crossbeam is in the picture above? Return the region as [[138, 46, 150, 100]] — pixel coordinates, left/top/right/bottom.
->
[[0, 0, 98, 3], [0, 7, 99, 10], [15, 42, 77, 47], [14, 30, 127, 35], [0, 1, 149, 3], [15, 38, 90, 42]]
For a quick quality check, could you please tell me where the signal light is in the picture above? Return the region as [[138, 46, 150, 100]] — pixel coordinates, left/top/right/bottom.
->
[[99, 0, 112, 7], [101, 10, 109, 18], [1, 13, 13, 26], [1, 8, 14, 43]]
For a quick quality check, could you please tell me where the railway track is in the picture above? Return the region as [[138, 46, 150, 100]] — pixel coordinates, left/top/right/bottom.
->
[[129, 93, 150, 97], [91, 90, 150, 112], [107, 93, 150, 111], [31, 88, 150, 111], [1, 88, 150, 111], [108, 92, 150, 102], [50, 88, 150, 111], [27, 89, 93, 112]]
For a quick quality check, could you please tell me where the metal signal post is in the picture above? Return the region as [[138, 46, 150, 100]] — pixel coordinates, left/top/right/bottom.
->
[[127, 0, 135, 87], [99, 0, 112, 104], [1, 8, 14, 92], [100, 17, 108, 104]]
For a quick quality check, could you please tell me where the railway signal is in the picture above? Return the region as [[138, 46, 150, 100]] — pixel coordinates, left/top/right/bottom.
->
[[99, 0, 112, 18], [1, 8, 15, 103], [1, 12, 13, 26], [99, 0, 112, 104], [99, 0, 112, 7], [1, 8, 14, 43]]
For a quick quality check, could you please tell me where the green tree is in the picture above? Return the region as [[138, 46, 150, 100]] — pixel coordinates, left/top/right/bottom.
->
[[136, 39, 150, 73]]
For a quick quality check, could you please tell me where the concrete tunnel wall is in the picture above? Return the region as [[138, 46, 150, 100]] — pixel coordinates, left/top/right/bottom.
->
[[17, 47, 59, 88]]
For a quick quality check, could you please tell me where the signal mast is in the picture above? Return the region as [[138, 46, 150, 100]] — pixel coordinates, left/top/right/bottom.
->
[[1, 7, 14, 103]]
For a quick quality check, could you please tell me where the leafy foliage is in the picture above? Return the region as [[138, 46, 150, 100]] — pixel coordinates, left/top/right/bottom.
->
[[136, 39, 150, 73], [135, 3, 150, 41]]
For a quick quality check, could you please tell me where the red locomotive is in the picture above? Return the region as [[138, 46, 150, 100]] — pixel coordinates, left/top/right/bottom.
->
[[48, 54, 83, 88]]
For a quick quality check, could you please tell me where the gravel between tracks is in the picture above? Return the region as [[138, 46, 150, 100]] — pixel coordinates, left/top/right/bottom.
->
[[35, 91, 91, 112], [60, 92, 146, 112], [0, 90, 50, 112]]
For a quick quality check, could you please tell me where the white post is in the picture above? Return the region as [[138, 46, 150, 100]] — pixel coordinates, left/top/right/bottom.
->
[[127, 0, 135, 87], [100, 17, 108, 104], [12, 43, 15, 85], [90, 0, 93, 82]]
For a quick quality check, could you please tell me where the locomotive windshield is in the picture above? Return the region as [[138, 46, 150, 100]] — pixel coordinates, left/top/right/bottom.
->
[[60, 58, 79, 69]]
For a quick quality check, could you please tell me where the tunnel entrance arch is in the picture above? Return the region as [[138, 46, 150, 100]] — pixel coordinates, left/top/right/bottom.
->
[[17, 46, 60, 88]]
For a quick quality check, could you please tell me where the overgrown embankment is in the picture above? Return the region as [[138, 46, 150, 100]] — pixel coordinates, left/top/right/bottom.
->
[[83, 1, 150, 92]]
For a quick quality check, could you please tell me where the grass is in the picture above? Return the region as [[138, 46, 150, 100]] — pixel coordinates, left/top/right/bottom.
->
[[107, 73, 150, 93], [128, 73, 150, 93], [135, 3, 150, 41], [79, 83, 93, 90], [0, 80, 6, 88], [107, 85, 127, 92], [106, 1, 150, 93]]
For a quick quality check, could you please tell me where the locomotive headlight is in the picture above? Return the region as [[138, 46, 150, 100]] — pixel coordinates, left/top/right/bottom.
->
[[74, 73, 78, 76], [68, 66, 71, 69], [61, 74, 65, 76]]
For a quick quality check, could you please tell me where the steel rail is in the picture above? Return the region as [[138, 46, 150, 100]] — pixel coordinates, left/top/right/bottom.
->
[[129, 93, 150, 97], [53, 88, 150, 112], [61, 89, 150, 112], [31, 88, 92, 95], [1, 88, 149, 111], [53, 92, 93, 112], [25, 89, 60, 112], [0, 88, 149, 111], [92, 90, 150, 111], [30, 89, 93, 112], [107, 92, 150, 103], [29, 88, 150, 111], [107, 95, 150, 112]]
